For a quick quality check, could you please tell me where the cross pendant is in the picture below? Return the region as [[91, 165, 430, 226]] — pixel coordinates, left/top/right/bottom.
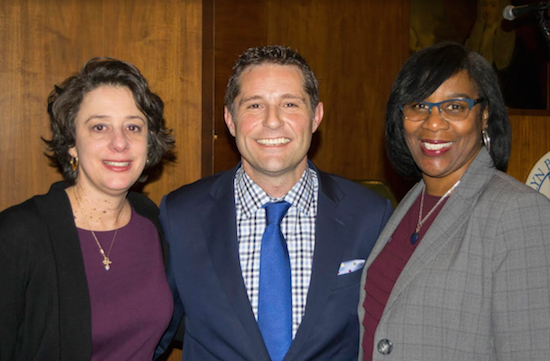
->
[[102, 257, 112, 271]]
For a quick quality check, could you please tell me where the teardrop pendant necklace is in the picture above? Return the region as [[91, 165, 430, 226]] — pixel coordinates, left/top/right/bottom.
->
[[91, 229, 118, 271], [410, 180, 460, 245]]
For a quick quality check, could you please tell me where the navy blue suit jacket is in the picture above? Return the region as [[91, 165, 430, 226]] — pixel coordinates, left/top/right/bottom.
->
[[156, 163, 392, 360]]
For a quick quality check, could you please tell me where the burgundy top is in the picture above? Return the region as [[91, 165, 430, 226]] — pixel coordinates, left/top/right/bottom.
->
[[78, 208, 173, 361], [362, 192, 448, 360]]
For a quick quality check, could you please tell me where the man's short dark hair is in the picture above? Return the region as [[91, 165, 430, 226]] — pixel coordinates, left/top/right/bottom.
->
[[224, 45, 319, 115]]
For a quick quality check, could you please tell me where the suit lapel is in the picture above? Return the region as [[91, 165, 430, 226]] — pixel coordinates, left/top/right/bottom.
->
[[202, 169, 270, 360], [285, 169, 351, 360]]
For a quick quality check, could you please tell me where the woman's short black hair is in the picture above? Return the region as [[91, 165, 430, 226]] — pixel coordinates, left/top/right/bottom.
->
[[44, 57, 174, 183], [385, 42, 511, 179]]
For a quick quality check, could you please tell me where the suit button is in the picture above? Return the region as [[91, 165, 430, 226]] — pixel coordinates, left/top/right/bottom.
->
[[377, 339, 393, 355]]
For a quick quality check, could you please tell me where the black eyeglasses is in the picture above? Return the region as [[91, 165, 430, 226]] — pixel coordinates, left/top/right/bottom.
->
[[399, 98, 484, 122]]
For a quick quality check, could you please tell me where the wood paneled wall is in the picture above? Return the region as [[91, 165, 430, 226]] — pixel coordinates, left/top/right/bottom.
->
[[0, 0, 203, 211], [265, 0, 408, 182], [210, 0, 267, 176]]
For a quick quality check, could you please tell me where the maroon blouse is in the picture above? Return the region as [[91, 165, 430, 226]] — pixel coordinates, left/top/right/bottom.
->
[[78, 208, 173, 361], [362, 192, 448, 360]]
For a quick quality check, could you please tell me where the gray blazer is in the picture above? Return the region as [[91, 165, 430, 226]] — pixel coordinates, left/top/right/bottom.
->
[[358, 148, 550, 361]]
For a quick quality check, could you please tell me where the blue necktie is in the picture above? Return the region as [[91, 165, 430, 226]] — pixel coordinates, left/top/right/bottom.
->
[[258, 201, 292, 361]]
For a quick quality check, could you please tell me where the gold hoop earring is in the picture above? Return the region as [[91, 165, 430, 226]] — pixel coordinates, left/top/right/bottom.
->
[[70, 157, 79, 171]]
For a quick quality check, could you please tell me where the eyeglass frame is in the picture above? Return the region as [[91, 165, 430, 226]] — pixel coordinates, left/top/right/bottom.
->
[[399, 98, 485, 122]]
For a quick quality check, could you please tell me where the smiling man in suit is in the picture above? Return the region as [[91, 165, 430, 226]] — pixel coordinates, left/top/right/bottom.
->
[[155, 45, 393, 361]]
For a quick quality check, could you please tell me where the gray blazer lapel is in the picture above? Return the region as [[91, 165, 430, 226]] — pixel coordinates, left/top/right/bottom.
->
[[381, 149, 496, 312], [384, 190, 472, 309]]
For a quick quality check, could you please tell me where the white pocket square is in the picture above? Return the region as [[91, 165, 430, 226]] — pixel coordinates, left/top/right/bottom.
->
[[337, 259, 366, 275]]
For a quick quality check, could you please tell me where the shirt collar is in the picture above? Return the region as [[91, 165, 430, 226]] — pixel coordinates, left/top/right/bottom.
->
[[235, 165, 317, 219]]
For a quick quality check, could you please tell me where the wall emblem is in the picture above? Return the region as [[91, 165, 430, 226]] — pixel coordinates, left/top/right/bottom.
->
[[526, 151, 550, 199]]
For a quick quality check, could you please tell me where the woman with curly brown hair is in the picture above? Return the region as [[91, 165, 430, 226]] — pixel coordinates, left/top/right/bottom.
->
[[0, 57, 175, 360]]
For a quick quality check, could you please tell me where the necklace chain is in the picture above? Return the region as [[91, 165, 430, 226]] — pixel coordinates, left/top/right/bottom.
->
[[91, 229, 118, 271], [416, 180, 461, 233]]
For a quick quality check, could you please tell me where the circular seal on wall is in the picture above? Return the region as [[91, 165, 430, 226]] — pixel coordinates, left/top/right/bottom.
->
[[526, 151, 550, 199]]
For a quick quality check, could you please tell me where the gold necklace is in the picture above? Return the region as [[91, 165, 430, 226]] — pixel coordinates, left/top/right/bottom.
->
[[410, 180, 460, 245], [91, 229, 118, 271]]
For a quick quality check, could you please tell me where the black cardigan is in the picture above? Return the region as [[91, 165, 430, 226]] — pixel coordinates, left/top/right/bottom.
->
[[0, 182, 166, 361]]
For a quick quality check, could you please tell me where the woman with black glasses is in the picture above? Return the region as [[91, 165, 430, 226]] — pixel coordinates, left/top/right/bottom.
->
[[358, 42, 550, 361]]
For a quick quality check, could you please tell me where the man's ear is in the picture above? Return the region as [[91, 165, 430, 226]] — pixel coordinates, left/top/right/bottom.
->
[[224, 106, 236, 137], [312, 102, 324, 133]]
